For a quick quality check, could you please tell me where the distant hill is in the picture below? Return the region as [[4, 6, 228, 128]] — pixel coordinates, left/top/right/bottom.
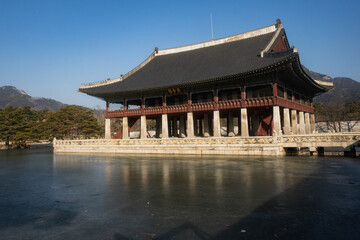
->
[[0, 86, 66, 111], [303, 67, 360, 105], [1, 69, 360, 111], [303, 66, 333, 83], [313, 77, 360, 105]]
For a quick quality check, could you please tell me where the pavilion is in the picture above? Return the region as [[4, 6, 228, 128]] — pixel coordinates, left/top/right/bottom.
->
[[79, 19, 329, 140]]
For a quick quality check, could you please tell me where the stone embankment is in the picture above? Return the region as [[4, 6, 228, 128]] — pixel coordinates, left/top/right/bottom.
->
[[53, 133, 360, 156]]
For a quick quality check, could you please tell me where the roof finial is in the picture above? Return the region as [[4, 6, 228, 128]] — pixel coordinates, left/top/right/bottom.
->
[[155, 47, 159, 53], [276, 19, 282, 28]]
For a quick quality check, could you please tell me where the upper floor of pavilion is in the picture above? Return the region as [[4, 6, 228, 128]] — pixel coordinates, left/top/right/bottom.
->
[[79, 19, 329, 103]]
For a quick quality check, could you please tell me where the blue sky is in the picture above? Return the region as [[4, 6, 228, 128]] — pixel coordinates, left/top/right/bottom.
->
[[0, 0, 359, 108]]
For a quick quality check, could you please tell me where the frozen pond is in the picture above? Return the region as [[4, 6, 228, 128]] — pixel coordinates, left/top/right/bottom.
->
[[1, 146, 360, 239]]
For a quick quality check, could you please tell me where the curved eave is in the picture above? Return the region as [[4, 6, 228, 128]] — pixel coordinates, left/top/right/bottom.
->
[[291, 53, 328, 93], [83, 54, 299, 102]]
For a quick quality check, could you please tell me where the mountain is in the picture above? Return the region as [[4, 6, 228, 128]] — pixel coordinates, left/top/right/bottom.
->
[[0, 86, 66, 111], [303, 67, 360, 105], [2, 68, 360, 111], [313, 77, 360, 105]]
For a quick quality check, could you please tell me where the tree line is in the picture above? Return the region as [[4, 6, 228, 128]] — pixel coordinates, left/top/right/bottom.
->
[[0, 105, 103, 148], [314, 101, 360, 132]]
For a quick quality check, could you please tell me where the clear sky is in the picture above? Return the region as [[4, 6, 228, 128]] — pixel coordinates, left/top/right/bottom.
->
[[1, 0, 359, 108]]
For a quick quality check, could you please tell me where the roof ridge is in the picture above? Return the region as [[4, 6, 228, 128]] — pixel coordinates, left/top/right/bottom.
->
[[156, 23, 278, 56]]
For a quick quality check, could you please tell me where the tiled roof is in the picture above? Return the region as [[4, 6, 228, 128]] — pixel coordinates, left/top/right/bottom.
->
[[79, 20, 324, 98]]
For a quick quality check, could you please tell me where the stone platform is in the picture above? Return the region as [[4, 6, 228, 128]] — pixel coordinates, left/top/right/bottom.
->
[[53, 133, 360, 156]]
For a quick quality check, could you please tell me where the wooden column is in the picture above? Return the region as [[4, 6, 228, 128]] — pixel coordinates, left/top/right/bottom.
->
[[213, 89, 218, 109], [272, 82, 278, 97], [106, 101, 109, 115], [123, 99, 127, 111], [141, 97, 145, 115], [187, 91, 191, 111], [241, 85, 245, 99]]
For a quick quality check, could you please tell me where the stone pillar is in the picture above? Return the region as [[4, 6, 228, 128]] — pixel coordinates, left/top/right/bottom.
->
[[305, 112, 311, 134], [227, 112, 235, 137], [299, 111, 305, 134], [187, 112, 194, 138], [310, 113, 316, 134], [105, 118, 111, 139], [161, 114, 169, 138], [140, 115, 147, 139], [273, 106, 282, 136], [179, 115, 186, 138], [203, 113, 210, 137], [283, 108, 291, 135], [213, 110, 221, 137], [155, 117, 161, 138], [240, 108, 249, 137], [291, 110, 298, 135], [122, 117, 129, 139]]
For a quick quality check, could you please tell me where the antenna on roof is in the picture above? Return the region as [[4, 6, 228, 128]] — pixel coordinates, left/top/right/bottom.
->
[[210, 13, 214, 40]]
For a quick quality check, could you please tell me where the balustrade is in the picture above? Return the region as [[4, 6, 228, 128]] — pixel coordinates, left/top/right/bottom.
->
[[165, 104, 187, 113], [106, 96, 312, 118]]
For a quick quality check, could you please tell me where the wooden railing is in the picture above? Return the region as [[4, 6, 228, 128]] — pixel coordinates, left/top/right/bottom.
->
[[106, 96, 313, 118]]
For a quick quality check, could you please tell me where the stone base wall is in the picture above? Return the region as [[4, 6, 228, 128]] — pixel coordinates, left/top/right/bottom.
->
[[54, 144, 285, 156], [53, 133, 360, 156], [54, 137, 285, 156]]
